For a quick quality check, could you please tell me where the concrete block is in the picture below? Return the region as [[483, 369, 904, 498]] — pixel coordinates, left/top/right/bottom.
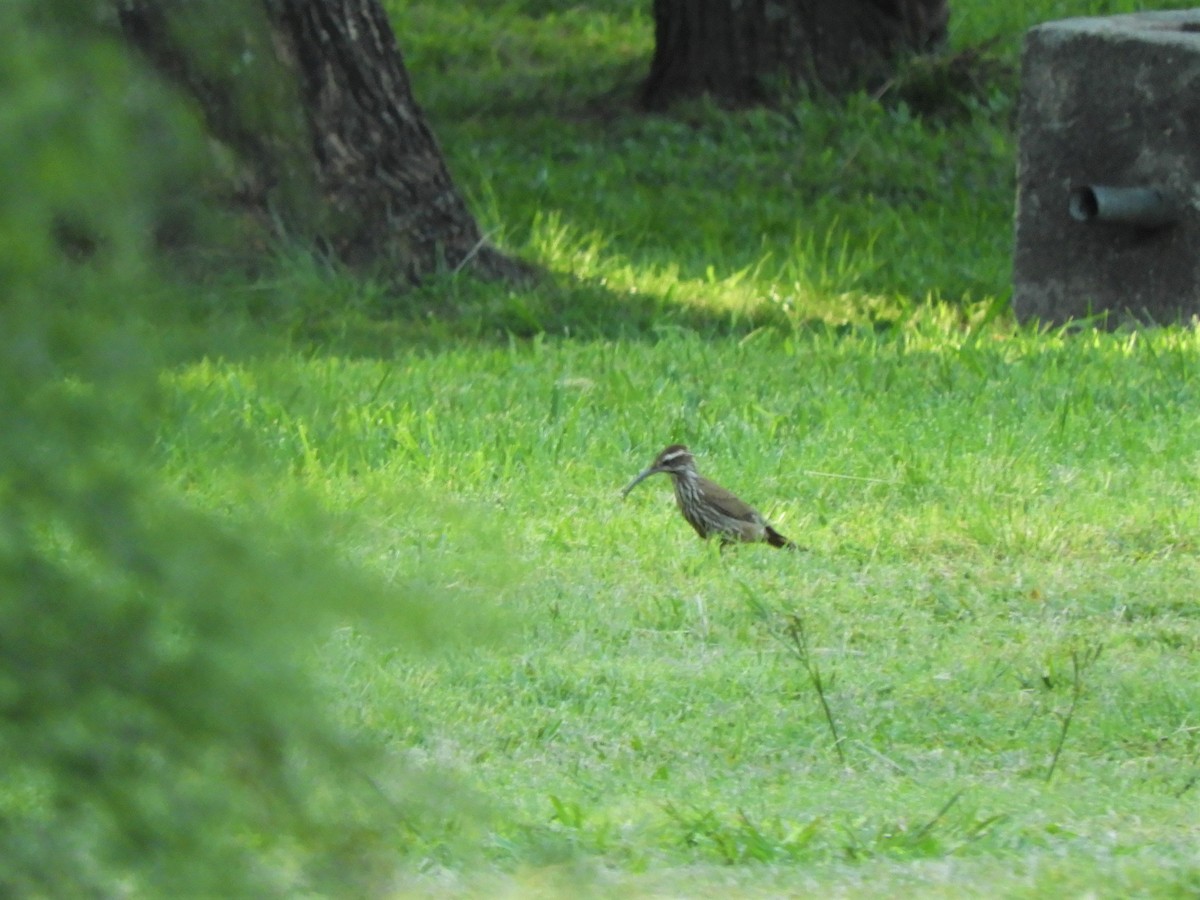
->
[[1012, 11, 1200, 325]]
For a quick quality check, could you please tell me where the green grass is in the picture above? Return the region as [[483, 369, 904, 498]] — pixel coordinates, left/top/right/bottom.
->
[[383, 0, 1189, 326], [155, 321, 1200, 894], [157, 0, 1200, 893], [17, 0, 1200, 894]]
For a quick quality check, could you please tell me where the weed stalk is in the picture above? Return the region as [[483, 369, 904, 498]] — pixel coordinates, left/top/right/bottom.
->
[[1045, 643, 1103, 783], [785, 612, 847, 766]]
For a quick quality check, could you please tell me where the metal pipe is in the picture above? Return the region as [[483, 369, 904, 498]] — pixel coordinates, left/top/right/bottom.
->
[[1068, 185, 1179, 229]]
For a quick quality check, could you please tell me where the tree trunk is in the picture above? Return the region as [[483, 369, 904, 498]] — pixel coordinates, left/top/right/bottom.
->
[[117, 0, 527, 284], [641, 0, 949, 109]]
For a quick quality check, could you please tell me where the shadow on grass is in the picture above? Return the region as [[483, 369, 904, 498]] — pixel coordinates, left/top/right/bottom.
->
[[394, 0, 1020, 304], [242, 267, 780, 355], [174, 248, 916, 365]]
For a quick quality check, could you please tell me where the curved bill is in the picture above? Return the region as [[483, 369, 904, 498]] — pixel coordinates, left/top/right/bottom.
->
[[621, 466, 659, 498]]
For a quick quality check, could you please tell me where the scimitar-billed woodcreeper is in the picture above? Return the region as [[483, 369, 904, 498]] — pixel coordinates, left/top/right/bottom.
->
[[621, 444, 800, 549]]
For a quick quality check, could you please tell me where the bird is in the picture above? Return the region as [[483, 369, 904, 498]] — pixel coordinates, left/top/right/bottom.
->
[[621, 444, 800, 549]]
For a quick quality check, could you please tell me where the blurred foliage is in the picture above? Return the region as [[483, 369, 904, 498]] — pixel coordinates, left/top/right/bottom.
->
[[0, 2, 482, 893]]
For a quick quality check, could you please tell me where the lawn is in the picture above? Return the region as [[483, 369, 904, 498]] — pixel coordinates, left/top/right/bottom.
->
[[158, 319, 1200, 896], [8, 0, 1200, 896]]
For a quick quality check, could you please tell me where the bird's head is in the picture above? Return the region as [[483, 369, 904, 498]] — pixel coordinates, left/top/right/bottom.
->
[[621, 444, 696, 496]]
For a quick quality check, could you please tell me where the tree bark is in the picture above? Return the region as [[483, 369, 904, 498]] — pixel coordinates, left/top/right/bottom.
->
[[117, 0, 527, 284], [641, 0, 949, 109]]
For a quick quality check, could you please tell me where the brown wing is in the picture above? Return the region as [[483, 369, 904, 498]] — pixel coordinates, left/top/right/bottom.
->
[[696, 477, 765, 524]]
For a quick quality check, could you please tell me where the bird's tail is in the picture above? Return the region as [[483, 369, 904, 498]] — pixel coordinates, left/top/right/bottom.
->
[[765, 526, 802, 550]]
